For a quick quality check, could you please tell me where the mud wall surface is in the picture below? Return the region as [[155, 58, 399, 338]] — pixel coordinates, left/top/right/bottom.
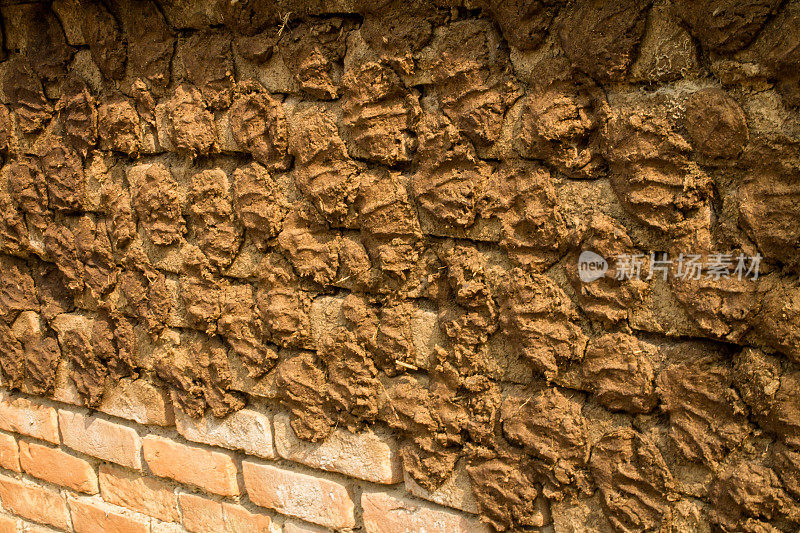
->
[[0, 0, 800, 531]]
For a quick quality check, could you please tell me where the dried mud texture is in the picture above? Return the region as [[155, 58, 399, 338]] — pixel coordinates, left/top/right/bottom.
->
[[501, 387, 591, 496], [556, 0, 651, 82], [673, 0, 781, 53], [514, 83, 606, 179], [2, 1, 800, 532], [229, 86, 290, 171], [421, 19, 522, 148], [590, 429, 677, 532], [658, 345, 753, 465], [603, 92, 714, 234], [341, 58, 421, 166], [582, 333, 658, 414], [566, 214, 651, 324], [500, 268, 587, 380]]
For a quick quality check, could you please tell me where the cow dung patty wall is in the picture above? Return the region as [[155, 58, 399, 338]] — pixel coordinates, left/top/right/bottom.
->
[[1, 0, 800, 531]]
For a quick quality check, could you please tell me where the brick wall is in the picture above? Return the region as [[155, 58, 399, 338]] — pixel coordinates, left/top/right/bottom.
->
[[2, 0, 800, 531], [0, 387, 492, 533]]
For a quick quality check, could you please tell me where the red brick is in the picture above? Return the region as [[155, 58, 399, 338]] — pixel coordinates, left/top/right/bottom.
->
[[223, 502, 272, 532], [69, 498, 150, 533], [0, 393, 59, 444], [242, 460, 355, 529], [274, 412, 401, 484], [99, 464, 180, 522], [361, 491, 489, 533], [19, 440, 98, 494], [0, 514, 17, 533], [58, 409, 142, 469], [0, 474, 70, 530], [143, 435, 239, 497], [180, 494, 273, 533], [180, 493, 224, 533], [0, 432, 19, 472]]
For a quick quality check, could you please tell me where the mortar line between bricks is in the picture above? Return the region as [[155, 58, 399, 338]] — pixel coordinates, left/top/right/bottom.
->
[[1, 386, 391, 489], [68, 494, 158, 522], [0, 472, 73, 531], [16, 434, 105, 468], [350, 479, 366, 532], [62, 485, 76, 533], [0, 385, 480, 528], [4, 514, 65, 533]]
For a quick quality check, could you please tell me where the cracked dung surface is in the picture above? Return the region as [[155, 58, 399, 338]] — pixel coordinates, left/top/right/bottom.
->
[[1, 0, 800, 531]]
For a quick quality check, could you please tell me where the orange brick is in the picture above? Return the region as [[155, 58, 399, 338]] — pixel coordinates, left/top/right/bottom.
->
[[223, 502, 272, 532], [99, 464, 179, 522], [69, 498, 150, 533], [19, 440, 98, 494], [58, 409, 142, 469], [0, 514, 17, 533], [0, 432, 19, 472], [282, 520, 329, 533], [274, 412, 402, 483], [242, 460, 355, 529], [180, 493, 224, 533], [179, 493, 273, 533], [0, 393, 59, 443], [0, 474, 70, 530], [143, 435, 239, 496], [361, 491, 489, 533]]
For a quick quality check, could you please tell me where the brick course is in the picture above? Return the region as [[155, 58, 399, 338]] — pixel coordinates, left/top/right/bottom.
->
[[0, 394, 59, 444], [143, 435, 240, 496], [179, 493, 225, 533], [361, 491, 490, 533], [0, 387, 495, 532], [68, 498, 151, 533], [59, 410, 143, 469], [0, 432, 19, 472], [0, 474, 70, 530], [99, 464, 180, 522], [222, 503, 273, 532], [179, 493, 272, 533], [274, 412, 402, 484], [242, 460, 356, 529], [174, 405, 275, 459], [19, 440, 99, 494]]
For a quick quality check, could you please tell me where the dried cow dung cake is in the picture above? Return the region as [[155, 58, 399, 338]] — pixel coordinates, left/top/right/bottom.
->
[[0, 1, 798, 531]]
